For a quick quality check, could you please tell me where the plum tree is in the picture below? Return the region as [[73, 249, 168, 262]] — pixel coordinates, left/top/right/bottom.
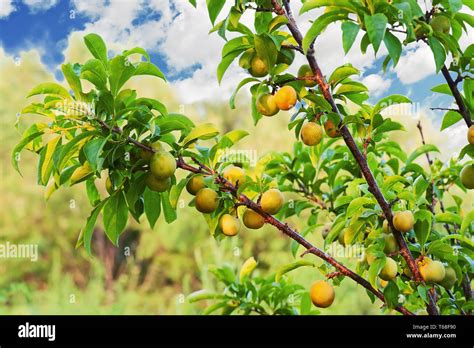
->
[[195, 188, 219, 214], [310, 280, 335, 308], [260, 188, 284, 215], [12, 0, 474, 316], [392, 211, 415, 233], [300, 122, 323, 146]]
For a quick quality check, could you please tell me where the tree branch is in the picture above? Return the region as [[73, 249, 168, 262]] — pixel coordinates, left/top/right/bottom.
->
[[96, 117, 414, 316], [440, 66, 472, 128], [274, 0, 439, 315]]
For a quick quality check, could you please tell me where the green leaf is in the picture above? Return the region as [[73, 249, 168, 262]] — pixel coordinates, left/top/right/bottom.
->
[[383, 31, 402, 66], [328, 65, 359, 86], [364, 13, 388, 54], [80, 58, 108, 90], [460, 210, 474, 235], [86, 179, 101, 207], [40, 135, 61, 185], [144, 187, 161, 228], [275, 260, 315, 282], [435, 212, 462, 226], [426, 240, 453, 258], [300, 0, 358, 14], [414, 209, 432, 247], [56, 131, 96, 170], [81, 199, 108, 255], [83, 137, 107, 172], [206, 0, 226, 25], [84, 33, 108, 66], [217, 50, 241, 84], [346, 197, 374, 217], [302, 12, 348, 53], [161, 191, 177, 223], [61, 63, 82, 99], [21, 104, 56, 119], [182, 123, 219, 147], [11, 131, 44, 175], [372, 95, 412, 116], [440, 234, 474, 248], [27, 82, 70, 99], [341, 21, 360, 54], [368, 257, 386, 288], [123, 47, 150, 61], [229, 77, 259, 109], [406, 144, 440, 164], [448, 0, 463, 12], [440, 111, 462, 130], [254, 33, 278, 71], [268, 15, 288, 32], [431, 83, 452, 95], [187, 290, 227, 303], [383, 281, 399, 310], [428, 36, 446, 73], [134, 61, 166, 81], [103, 191, 128, 245]]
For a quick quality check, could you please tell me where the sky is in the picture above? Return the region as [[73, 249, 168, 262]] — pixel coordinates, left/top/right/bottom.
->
[[0, 0, 471, 130]]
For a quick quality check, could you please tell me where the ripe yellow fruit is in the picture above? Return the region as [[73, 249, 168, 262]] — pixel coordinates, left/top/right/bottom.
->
[[186, 175, 205, 195], [195, 188, 219, 214], [379, 257, 398, 281], [419, 258, 446, 283], [460, 164, 474, 189], [380, 279, 389, 288], [274, 86, 297, 111], [150, 150, 176, 179], [260, 188, 284, 215], [383, 234, 399, 254], [248, 56, 268, 77], [439, 266, 457, 289], [145, 173, 171, 192], [310, 280, 335, 308], [431, 15, 450, 33], [140, 141, 162, 161], [301, 122, 323, 146], [468, 125, 474, 145], [256, 93, 279, 116], [219, 214, 240, 237], [324, 119, 341, 138], [223, 165, 246, 186], [392, 210, 415, 233], [298, 64, 317, 87], [242, 209, 265, 229], [239, 256, 257, 281]]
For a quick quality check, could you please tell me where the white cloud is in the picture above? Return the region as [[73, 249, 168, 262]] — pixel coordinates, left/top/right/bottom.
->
[[22, 0, 59, 13], [393, 43, 436, 84], [0, 0, 15, 18], [362, 74, 392, 97]]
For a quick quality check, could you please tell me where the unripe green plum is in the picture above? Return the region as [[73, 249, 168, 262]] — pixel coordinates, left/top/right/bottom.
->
[[150, 150, 176, 179], [460, 164, 474, 189], [186, 175, 205, 195], [439, 266, 457, 289], [297, 64, 317, 87], [379, 257, 398, 281], [146, 173, 171, 192]]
